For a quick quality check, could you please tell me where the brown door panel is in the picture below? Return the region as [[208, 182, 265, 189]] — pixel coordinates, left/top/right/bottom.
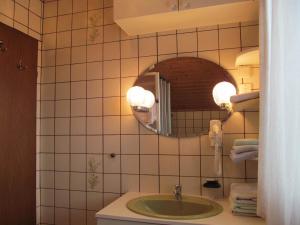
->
[[0, 22, 37, 225]]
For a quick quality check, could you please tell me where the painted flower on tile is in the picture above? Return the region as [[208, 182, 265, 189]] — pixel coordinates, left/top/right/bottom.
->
[[88, 158, 100, 190], [88, 14, 102, 43]]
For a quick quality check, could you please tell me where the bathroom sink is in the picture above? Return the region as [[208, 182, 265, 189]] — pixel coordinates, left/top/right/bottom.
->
[[127, 195, 223, 220]]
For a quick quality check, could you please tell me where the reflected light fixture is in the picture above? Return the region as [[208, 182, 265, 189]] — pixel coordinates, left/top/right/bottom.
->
[[212, 81, 237, 111], [127, 86, 155, 112]]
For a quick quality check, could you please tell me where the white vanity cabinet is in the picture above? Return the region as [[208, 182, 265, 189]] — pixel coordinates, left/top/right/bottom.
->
[[178, 0, 252, 11], [114, 0, 259, 36], [114, 0, 178, 19]]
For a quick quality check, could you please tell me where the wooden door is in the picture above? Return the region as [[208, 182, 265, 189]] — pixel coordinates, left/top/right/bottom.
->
[[0, 22, 37, 225]]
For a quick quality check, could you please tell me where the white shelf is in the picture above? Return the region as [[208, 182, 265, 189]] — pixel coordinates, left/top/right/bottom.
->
[[232, 98, 259, 112]]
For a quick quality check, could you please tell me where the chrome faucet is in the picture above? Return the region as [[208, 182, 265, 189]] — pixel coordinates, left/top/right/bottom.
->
[[173, 184, 182, 201]]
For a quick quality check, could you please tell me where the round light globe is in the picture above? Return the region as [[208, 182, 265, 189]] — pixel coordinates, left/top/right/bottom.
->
[[126, 86, 145, 107], [212, 81, 236, 106], [141, 90, 155, 108]]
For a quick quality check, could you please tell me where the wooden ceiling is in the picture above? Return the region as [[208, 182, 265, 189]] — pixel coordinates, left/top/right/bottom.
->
[[141, 57, 236, 112]]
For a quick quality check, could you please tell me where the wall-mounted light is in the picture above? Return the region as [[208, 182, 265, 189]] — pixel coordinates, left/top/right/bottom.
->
[[212, 81, 237, 111], [126, 86, 155, 112]]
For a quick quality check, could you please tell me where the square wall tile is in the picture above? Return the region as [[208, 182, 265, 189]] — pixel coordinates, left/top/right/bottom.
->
[[70, 209, 86, 225], [219, 48, 241, 70], [73, 0, 88, 13], [140, 135, 158, 154], [159, 136, 178, 155], [87, 62, 103, 80], [58, 0, 72, 15], [87, 98, 102, 116], [71, 154, 86, 172], [121, 77, 136, 96], [71, 63, 87, 81], [71, 99, 86, 117], [104, 154, 120, 173], [121, 135, 139, 154], [55, 171, 69, 189], [87, 117, 102, 134], [87, 192, 103, 210], [103, 60, 120, 78], [177, 32, 197, 53], [55, 136, 70, 153], [57, 14, 72, 31], [87, 44, 103, 62], [104, 24, 120, 42], [103, 116, 120, 134], [71, 136, 86, 153], [103, 42, 120, 60], [121, 155, 139, 174], [201, 156, 217, 177], [104, 135, 120, 154], [72, 12, 88, 29], [87, 136, 103, 154], [159, 155, 179, 176], [140, 155, 158, 175], [71, 117, 86, 135], [180, 177, 201, 195], [160, 176, 179, 193], [121, 174, 140, 193], [180, 137, 200, 155], [223, 156, 245, 178], [103, 79, 120, 97], [72, 29, 87, 47], [121, 115, 139, 134], [158, 35, 176, 55], [55, 190, 69, 208], [223, 112, 244, 133], [121, 58, 138, 77], [198, 30, 218, 51], [55, 208, 69, 225], [57, 31, 71, 48], [103, 97, 120, 115], [245, 112, 259, 133], [87, 80, 102, 98], [70, 172, 86, 190], [140, 175, 159, 193], [104, 174, 120, 193], [180, 156, 200, 176], [241, 25, 259, 47], [72, 46, 87, 64], [121, 39, 138, 58], [219, 27, 241, 49], [139, 37, 157, 57]]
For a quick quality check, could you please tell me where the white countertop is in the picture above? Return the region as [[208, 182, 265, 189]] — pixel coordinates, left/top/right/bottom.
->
[[96, 192, 265, 225]]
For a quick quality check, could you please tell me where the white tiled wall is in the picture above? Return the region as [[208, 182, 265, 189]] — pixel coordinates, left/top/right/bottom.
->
[[0, 0, 43, 40], [36, 1, 260, 225]]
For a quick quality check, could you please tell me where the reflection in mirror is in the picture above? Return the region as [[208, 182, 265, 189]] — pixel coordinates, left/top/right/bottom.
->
[[127, 57, 237, 137]]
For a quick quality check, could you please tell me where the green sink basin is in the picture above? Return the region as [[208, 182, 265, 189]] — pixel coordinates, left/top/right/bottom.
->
[[127, 195, 223, 220]]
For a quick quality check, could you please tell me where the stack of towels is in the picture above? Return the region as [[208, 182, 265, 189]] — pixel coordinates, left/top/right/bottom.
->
[[230, 91, 259, 112], [230, 183, 257, 217], [230, 139, 258, 163]]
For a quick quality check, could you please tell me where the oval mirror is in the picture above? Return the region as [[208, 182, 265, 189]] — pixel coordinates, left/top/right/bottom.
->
[[128, 57, 237, 137]]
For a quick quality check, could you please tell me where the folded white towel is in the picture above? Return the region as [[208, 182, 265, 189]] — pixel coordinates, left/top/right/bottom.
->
[[233, 139, 258, 146], [232, 145, 258, 154], [232, 211, 257, 217], [230, 151, 258, 163], [230, 183, 258, 217], [230, 183, 257, 201], [230, 91, 259, 103], [234, 199, 257, 205]]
